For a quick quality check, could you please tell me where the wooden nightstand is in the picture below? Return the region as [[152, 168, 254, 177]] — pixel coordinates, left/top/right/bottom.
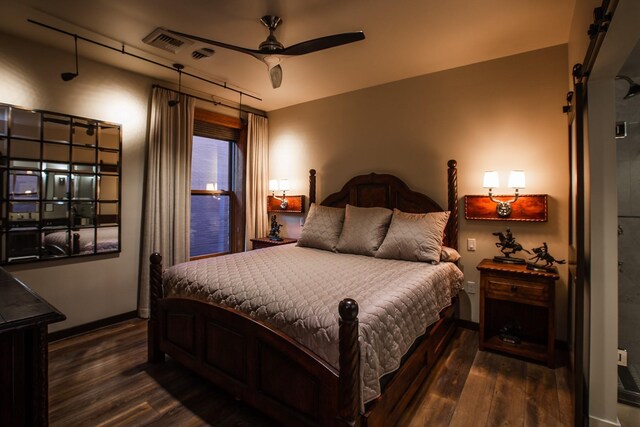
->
[[477, 258, 559, 367], [250, 237, 298, 250]]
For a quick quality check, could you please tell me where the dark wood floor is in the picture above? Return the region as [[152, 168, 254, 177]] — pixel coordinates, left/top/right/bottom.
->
[[48, 319, 572, 426]]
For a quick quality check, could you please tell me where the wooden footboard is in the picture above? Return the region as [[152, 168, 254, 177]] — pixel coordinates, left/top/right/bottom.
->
[[148, 254, 458, 427]]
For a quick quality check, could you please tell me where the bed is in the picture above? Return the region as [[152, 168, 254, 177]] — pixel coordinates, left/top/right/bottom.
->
[[43, 226, 119, 255], [148, 160, 460, 427]]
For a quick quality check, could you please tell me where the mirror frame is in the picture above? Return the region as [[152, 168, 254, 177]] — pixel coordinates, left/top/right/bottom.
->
[[0, 102, 121, 264]]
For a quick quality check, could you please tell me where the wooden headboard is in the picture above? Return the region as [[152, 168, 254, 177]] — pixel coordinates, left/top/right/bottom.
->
[[308, 160, 459, 250]]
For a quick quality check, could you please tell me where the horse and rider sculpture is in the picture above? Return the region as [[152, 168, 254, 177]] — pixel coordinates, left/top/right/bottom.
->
[[493, 228, 565, 271]]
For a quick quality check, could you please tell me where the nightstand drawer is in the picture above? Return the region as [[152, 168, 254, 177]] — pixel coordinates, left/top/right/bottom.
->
[[485, 277, 549, 303]]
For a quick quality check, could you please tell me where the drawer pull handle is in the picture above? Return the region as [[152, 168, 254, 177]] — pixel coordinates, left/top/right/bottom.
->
[[511, 285, 518, 292]]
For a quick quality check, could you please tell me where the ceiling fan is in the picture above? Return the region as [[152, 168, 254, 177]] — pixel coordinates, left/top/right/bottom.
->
[[168, 16, 365, 89]]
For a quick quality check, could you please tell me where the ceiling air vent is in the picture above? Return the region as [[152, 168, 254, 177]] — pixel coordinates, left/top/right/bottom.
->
[[142, 28, 192, 53], [192, 48, 215, 60]]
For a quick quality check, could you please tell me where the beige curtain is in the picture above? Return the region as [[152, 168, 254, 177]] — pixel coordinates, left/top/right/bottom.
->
[[245, 113, 269, 249], [138, 87, 195, 317]]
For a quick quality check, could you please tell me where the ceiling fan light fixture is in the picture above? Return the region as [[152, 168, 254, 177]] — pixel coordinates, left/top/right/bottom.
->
[[269, 64, 283, 89]]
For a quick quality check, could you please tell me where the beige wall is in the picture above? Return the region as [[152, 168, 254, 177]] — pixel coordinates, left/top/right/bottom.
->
[[269, 45, 569, 337], [0, 31, 151, 332]]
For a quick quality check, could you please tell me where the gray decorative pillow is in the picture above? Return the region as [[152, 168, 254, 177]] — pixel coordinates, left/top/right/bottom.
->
[[297, 203, 345, 251], [336, 205, 393, 256], [376, 209, 450, 263]]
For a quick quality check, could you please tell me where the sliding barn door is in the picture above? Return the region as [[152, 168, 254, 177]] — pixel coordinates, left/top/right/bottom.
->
[[568, 79, 590, 427]]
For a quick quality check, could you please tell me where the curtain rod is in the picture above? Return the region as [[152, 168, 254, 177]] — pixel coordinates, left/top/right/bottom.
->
[[152, 84, 267, 118], [27, 19, 262, 102]]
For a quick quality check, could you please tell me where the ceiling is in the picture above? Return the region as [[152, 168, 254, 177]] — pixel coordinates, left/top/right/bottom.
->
[[1, 0, 575, 112]]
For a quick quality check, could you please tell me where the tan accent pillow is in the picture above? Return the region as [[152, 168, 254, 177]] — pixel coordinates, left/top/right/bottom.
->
[[336, 205, 393, 256], [375, 209, 450, 263], [297, 203, 345, 251], [441, 246, 461, 262]]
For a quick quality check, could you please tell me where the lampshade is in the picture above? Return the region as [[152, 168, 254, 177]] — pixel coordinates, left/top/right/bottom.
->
[[483, 171, 499, 189], [508, 170, 526, 189], [279, 179, 290, 191], [269, 179, 279, 191]]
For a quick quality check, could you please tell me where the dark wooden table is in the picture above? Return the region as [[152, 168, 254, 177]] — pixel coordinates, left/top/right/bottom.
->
[[477, 259, 559, 367], [0, 268, 66, 426]]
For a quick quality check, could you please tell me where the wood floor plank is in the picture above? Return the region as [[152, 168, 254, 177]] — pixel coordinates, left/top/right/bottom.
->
[[397, 328, 477, 427], [486, 354, 527, 427], [555, 366, 574, 426], [525, 363, 563, 426], [448, 350, 498, 427], [47, 319, 572, 426]]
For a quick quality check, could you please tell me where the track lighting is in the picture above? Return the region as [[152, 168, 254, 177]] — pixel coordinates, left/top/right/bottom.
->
[[61, 35, 79, 82], [168, 63, 184, 107]]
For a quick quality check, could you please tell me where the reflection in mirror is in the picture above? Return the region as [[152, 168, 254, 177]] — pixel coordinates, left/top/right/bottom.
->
[[72, 146, 95, 164], [11, 139, 41, 159], [0, 138, 7, 166], [42, 230, 69, 258], [43, 114, 71, 143], [98, 202, 118, 225], [11, 109, 40, 139], [71, 202, 95, 227], [1, 103, 120, 264], [98, 175, 118, 200], [43, 143, 70, 162], [9, 201, 40, 224], [72, 174, 95, 200], [73, 229, 96, 254], [42, 201, 69, 227], [10, 160, 39, 169], [97, 227, 119, 253], [0, 105, 7, 135], [44, 172, 69, 200], [98, 125, 119, 149], [10, 172, 39, 200], [43, 162, 70, 172], [98, 149, 118, 170], [72, 118, 97, 146], [7, 230, 40, 261]]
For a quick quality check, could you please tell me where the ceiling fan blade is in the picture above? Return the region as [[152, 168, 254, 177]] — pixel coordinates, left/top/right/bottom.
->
[[167, 29, 267, 61], [269, 64, 283, 89], [281, 31, 365, 56]]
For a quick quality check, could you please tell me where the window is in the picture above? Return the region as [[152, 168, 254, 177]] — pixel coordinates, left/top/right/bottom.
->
[[190, 109, 245, 259], [190, 136, 231, 257]]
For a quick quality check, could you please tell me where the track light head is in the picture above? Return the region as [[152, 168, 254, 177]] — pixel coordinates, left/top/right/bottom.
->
[[61, 72, 78, 81], [61, 35, 79, 82]]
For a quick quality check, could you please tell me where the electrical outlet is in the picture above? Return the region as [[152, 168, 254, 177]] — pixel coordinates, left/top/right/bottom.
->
[[619, 349, 628, 367], [467, 238, 476, 251], [466, 281, 477, 294]]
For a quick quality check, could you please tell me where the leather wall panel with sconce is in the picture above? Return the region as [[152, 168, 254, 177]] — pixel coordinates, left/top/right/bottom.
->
[[267, 195, 305, 213], [464, 194, 548, 221]]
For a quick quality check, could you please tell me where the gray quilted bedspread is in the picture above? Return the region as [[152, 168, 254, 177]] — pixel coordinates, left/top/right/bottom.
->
[[164, 244, 463, 404]]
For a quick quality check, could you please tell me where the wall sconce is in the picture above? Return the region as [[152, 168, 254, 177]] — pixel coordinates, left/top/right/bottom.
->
[[269, 179, 289, 209], [483, 170, 526, 217]]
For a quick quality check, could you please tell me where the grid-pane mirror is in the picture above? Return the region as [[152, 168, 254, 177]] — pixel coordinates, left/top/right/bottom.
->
[[0, 103, 121, 264]]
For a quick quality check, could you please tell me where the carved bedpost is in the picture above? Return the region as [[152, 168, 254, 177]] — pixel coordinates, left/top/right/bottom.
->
[[309, 169, 317, 205], [447, 159, 459, 250], [148, 252, 165, 363], [337, 298, 360, 426], [72, 232, 80, 255]]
